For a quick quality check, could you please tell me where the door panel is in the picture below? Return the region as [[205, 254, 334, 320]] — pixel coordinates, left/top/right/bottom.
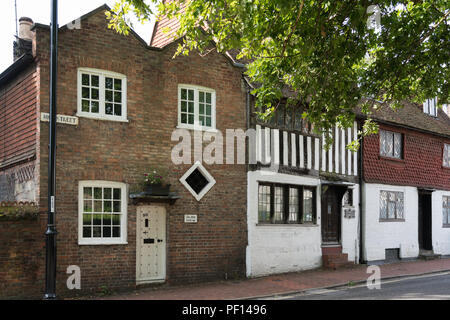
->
[[321, 187, 340, 243], [136, 206, 166, 283]]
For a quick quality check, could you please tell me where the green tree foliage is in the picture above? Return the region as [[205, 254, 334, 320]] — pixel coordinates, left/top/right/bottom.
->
[[107, 0, 449, 149]]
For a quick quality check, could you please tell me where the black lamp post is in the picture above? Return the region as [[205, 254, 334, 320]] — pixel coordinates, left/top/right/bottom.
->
[[44, 0, 58, 300]]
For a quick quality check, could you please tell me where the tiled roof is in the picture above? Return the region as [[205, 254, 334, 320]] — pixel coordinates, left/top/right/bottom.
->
[[357, 100, 450, 138]]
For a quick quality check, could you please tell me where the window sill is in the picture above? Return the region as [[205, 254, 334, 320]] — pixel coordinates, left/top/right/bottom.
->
[[76, 113, 129, 123], [176, 125, 218, 133], [379, 219, 405, 222], [379, 155, 405, 163], [78, 240, 128, 245], [256, 223, 319, 227]]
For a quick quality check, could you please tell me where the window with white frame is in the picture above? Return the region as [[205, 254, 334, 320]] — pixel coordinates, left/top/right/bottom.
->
[[178, 85, 216, 129], [78, 181, 127, 245], [444, 144, 450, 168], [77, 68, 127, 121], [443, 196, 450, 227], [423, 98, 437, 117], [380, 190, 404, 221], [380, 129, 402, 159]]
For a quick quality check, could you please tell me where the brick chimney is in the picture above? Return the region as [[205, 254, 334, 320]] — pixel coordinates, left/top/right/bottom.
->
[[13, 17, 34, 61]]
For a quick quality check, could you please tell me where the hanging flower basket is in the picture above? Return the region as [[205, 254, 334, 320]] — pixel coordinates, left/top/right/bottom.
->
[[141, 169, 170, 195]]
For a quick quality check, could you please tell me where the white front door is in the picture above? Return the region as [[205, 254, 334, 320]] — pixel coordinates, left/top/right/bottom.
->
[[136, 205, 166, 284]]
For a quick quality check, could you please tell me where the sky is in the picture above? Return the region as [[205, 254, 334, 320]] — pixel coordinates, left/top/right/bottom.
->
[[0, 0, 156, 73]]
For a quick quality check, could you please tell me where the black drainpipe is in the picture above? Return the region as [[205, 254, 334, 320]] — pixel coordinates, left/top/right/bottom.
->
[[358, 121, 365, 264]]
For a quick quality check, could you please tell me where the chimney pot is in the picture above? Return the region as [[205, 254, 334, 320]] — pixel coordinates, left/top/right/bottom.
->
[[18, 17, 34, 41]]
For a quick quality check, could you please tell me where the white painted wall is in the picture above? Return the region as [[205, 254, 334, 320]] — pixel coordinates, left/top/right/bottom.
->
[[362, 183, 419, 261], [432, 190, 450, 256], [246, 171, 322, 277], [341, 185, 360, 263]]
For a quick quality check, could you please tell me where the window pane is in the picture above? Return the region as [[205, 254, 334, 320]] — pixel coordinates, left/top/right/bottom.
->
[[206, 92, 211, 103], [83, 214, 92, 225], [93, 227, 101, 237], [91, 88, 99, 100], [181, 114, 187, 124], [394, 133, 402, 158], [396, 192, 404, 219], [112, 214, 121, 225], [91, 75, 99, 87], [188, 89, 194, 101], [113, 201, 121, 213], [104, 201, 112, 213], [91, 101, 99, 113], [205, 117, 211, 127], [83, 227, 91, 238], [181, 101, 187, 112], [113, 188, 121, 200], [84, 200, 92, 212], [114, 104, 122, 116], [94, 187, 102, 199], [82, 74, 89, 86], [274, 187, 284, 222], [82, 100, 90, 112], [105, 103, 113, 115], [94, 201, 102, 213], [102, 214, 112, 225], [380, 191, 387, 219], [199, 92, 204, 103], [114, 91, 122, 103], [84, 187, 92, 199], [103, 226, 112, 238], [106, 90, 113, 102], [258, 185, 271, 223], [114, 78, 122, 90], [181, 89, 187, 100], [188, 114, 194, 124], [82, 87, 90, 99], [288, 188, 299, 222], [113, 226, 121, 237], [105, 77, 113, 89], [93, 214, 101, 225], [303, 189, 314, 222]]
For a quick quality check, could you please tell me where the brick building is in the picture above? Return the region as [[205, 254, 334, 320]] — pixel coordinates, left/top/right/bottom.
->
[[0, 5, 247, 298], [360, 101, 450, 262]]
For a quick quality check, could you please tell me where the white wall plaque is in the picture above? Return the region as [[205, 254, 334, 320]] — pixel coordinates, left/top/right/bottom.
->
[[184, 215, 197, 223], [41, 113, 78, 126]]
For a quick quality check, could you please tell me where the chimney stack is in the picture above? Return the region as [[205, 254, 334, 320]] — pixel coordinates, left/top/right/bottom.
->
[[13, 17, 34, 61]]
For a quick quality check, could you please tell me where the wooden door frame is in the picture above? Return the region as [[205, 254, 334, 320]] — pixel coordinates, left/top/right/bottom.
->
[[136, 205, 167, 285], [321, 185, 348, 245], [418, 190, 433, 251]]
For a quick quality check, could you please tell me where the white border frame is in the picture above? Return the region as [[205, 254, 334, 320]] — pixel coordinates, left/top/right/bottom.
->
[[179, 161, 216, 201], [136, 205, 167, 284], [177, 84, 216, 131], [78, 180, 128, 245], [77, 68, 128, 122]]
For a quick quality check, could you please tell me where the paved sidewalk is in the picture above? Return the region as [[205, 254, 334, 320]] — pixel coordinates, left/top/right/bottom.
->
[[102, 258, 450, 300]]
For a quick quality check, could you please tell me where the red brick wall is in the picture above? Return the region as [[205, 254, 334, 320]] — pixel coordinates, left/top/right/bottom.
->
[[0, 65, 37, 168], [0, 212, 45, 299], [34, 7, 247, 297], [363, 123, 450, 190]]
